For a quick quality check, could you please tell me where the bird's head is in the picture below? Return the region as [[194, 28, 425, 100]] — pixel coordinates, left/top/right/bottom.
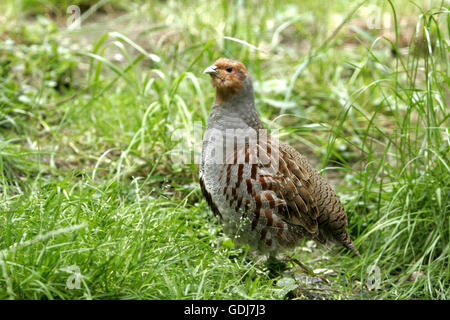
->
[[203, 58, 249, 105]]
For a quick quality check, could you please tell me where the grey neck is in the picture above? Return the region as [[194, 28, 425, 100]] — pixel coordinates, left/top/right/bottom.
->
[[206, 76, 264, 131]]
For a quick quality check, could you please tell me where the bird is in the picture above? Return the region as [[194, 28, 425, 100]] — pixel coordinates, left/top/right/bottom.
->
[[199, 58, 360, 259]]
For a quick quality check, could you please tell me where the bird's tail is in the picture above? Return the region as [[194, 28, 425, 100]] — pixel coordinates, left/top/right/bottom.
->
[[316, 227, 361, 257], [341, 233, 361, 257]]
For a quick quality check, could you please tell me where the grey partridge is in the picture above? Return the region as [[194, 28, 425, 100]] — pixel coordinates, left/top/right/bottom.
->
[[199, 58, 360, 257]]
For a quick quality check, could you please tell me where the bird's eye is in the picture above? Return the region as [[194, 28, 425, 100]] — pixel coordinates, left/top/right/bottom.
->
[[226, 67, 233, 73]]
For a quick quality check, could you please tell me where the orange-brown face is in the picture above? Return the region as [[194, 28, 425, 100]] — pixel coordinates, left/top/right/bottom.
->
[[204, 58, 248, 104]]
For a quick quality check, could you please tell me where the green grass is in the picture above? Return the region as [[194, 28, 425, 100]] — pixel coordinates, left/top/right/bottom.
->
[[0, 0, 448, 299]]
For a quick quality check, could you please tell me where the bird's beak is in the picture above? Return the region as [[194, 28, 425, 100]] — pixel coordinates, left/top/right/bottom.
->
[[203, 65, 218, 76]]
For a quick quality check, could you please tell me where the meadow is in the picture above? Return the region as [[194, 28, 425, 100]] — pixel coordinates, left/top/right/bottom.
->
[[0, 0, 448, 299]]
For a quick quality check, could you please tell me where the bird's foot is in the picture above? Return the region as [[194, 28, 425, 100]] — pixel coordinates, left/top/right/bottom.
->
[[285, 255, 330, 284]]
